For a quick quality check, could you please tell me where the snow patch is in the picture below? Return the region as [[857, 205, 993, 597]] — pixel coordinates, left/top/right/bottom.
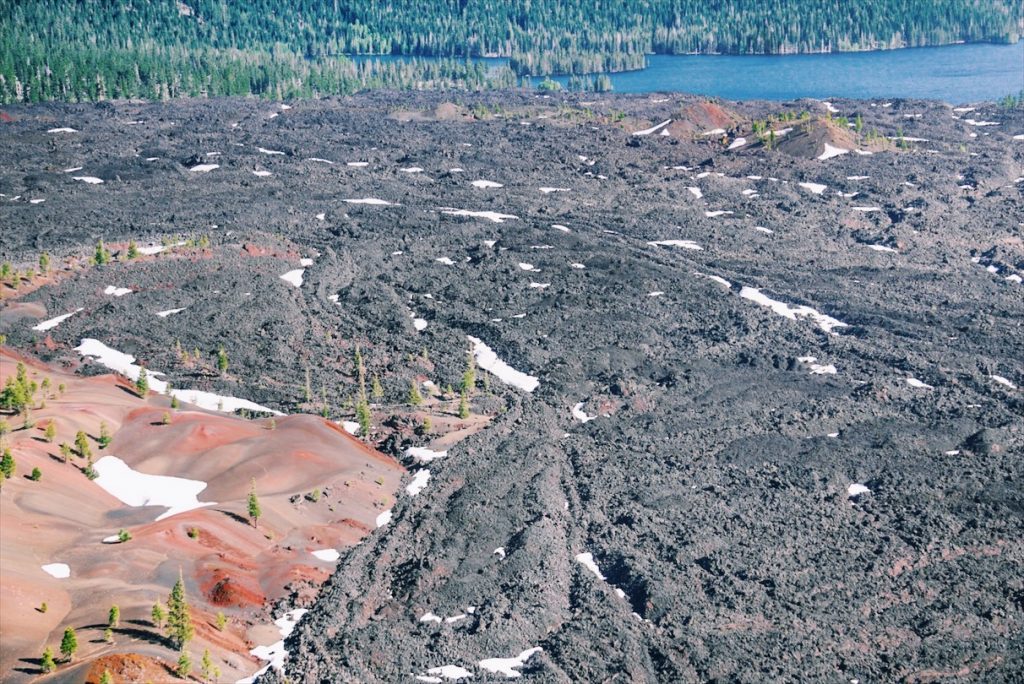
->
[[705, 210, 733, 218], [990, 375, 1016, 389], [471, 180, 503, 188], [424, 666, 473, 680], [189, 164, 219, 173], [376, 510, 393, 528], [406, 469, 431, 497], [648, 239, 702, 251], [906, 377, 933, 389], [343, 198, 392, 205], [42, 563, 70, 578], [92, 455, 212, 521], [468, 335, 539, 392], [572, 402, 598, 423], [739, 287, 848, 335], [727, 137, 747, 150], [156, 307, 186, 318], [687, 186, 703, 199], [848, 484, 870, 498], [104, 285, 133, 297], [252, 170, 272, 177], [32, 308, 84, 332], [575, 552, 605, 580], [48, 127, 77, 133], [540, 187, 569, 194], [257, 147, 285, 155], [73, 176, 104, 184], [797, 356, 837, 375], [818, 143, 850, 160], [798, 182, 827, 194], [441, 208, 518, 223], [312, 549, 340, 562], [479, 648, 543, 678], [237, 609, 308, 683], [279, 269, 304, 287], [75, 338, 281, 415], [407, 447, 448, 464], [867, 244, 898, 253], [633, 119, 672, 136]]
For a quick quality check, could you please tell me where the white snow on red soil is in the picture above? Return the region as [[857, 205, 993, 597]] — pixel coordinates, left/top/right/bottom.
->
[[311, 549, 340, 562], [41, 563, 71, 579], [92, 455, 213, 521]]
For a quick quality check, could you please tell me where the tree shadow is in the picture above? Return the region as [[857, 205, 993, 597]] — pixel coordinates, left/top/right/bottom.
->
[[217, 508, 250, 526], [14, 656, 42, 675]]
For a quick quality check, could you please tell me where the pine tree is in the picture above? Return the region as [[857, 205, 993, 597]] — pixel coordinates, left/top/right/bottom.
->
[[215, 611, 227, 631], [200, 648, 215, 681], [458, 390, 470, 419], [356, 399, 371, 438], [40, 646, 56, 673], [216, 347, 228, 375], [151, 599, 165, 629], [407, 380, 423, 406], [44, 420, 56, 442], [29, 467, 42, 481], [247, 478, 261, 528], [371, 375, 384, 400], [39, 251, 51, 273], [59, 442, 72, 462], [0, 448, 15, 479], [98, 421, 111, 448], [136, 367, 149, 395], [99, 669, 114, 684], [94, 239, 110, 265], [462, 352, 476, 395], [177, 650, 192, 678], [75, 430, 90, 458], [127, 239, 139, 259], [59, 626, 77, 661], [108, 604, 120, 627], [167, 571, 194, 649]]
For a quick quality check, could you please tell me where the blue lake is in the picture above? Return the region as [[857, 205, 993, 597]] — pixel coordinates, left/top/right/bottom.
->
[[357, 41, 1024, 103]]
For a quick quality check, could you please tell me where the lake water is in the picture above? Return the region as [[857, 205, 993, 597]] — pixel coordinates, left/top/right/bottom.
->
[[357, 41, 1023, 103], [546, 41, 1024, 103]]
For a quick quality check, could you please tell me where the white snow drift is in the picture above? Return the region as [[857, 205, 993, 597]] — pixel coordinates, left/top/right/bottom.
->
[[467, 336, 539, 392], [32, 308, 84, 332], [739, 287, 848, 335], [92, 455, 212, 521]]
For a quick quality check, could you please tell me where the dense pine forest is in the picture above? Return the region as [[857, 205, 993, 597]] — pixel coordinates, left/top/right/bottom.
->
[[1, 0, 1021, 103]]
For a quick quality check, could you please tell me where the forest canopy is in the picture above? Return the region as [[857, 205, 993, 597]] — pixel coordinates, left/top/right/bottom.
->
[[1, 0, 1020, 103]]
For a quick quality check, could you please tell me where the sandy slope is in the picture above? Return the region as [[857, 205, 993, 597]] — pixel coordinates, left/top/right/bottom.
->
[[0, 349, 403, 682]]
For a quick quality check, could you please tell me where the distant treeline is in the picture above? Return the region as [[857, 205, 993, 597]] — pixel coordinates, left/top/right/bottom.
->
[[1, 0, 1020, 103]]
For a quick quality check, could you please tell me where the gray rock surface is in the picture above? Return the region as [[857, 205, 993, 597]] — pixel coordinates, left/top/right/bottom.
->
[[1, 92, 1022, 682]]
